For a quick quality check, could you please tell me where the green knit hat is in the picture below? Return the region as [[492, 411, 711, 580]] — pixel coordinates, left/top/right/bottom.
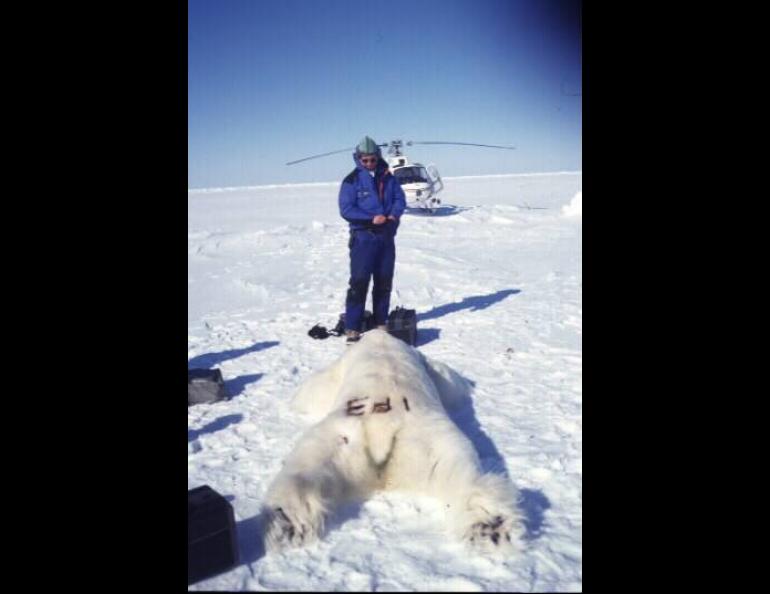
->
[[356, 136, 380, 155]]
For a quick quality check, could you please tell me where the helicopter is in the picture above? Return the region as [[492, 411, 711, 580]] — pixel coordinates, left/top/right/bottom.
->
[[286, 139, 516, 214]]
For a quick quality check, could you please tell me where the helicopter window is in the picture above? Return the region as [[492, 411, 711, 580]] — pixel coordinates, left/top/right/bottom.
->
[[394, 167, 429, 184]]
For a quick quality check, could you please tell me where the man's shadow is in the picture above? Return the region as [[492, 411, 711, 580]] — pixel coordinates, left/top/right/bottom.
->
[[418, 289, 521, 323], [413, 289, 520, 347]]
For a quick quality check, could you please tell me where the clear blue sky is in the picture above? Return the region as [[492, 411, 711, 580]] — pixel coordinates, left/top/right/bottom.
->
[[188, 0, 581, 189]]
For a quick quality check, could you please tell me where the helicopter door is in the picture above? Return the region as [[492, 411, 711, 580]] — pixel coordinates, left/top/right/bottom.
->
[[427, 164, 444, 194]]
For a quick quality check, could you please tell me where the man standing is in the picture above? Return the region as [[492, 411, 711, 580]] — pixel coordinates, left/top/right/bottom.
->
[[339, 136, 406, 344]]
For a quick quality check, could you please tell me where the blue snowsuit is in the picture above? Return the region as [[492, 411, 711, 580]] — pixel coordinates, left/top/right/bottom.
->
[[339, 152, 407, 331]]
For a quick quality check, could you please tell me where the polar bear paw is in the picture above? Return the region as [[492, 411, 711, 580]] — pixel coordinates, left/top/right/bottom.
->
[[263, 504, 323, 551], [466, 514, 520, 551]]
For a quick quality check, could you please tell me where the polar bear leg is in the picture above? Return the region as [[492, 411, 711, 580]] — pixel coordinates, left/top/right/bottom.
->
[[449, 472, 525, 553], [398, 419, 524, 552], [262, 415, 375, 552], [262, 469, 331, 551]]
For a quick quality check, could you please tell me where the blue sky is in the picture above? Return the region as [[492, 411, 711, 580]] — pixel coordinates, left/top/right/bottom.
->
[[188, 0, 581, 188]]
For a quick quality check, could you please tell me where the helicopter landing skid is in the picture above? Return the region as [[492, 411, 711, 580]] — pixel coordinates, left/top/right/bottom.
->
[[416, 197, 440, 214], [406, 203, 437, 215]]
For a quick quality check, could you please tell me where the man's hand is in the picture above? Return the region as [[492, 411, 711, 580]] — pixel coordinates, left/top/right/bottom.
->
[[387, 215, 397, 222], [372, 215, 387, 225]]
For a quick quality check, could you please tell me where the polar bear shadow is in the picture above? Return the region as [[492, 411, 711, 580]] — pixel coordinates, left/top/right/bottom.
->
[[411, 361, 509, 476]]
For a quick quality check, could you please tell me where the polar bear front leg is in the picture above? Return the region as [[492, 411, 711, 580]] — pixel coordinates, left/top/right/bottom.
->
[[410, 420, 524, 553], [262, 414, 373, 552], [453, 473, 525, 553], [262, 469, 331, 551]]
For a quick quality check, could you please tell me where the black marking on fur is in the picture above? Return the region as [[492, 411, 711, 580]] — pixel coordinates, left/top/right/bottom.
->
[[373, 397, 391, 413], [403, 397, 410, 411], [346, 397, 369, 416], [342, 436, 349, 444]]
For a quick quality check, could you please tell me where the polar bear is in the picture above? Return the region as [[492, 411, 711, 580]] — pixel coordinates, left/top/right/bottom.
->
[[262, 329, 523, 553]]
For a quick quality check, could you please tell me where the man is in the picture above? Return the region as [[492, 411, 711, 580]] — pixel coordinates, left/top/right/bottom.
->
[[339, 136, 406, 344]]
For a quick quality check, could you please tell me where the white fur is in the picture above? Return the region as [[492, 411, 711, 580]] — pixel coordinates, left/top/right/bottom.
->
[[262, 329, 524, 553]]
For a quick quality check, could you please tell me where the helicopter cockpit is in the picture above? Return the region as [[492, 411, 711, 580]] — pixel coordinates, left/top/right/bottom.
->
[[394, 166, 430, 185]]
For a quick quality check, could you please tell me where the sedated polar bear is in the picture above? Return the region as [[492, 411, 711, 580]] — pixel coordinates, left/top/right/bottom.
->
[[262, 329, 523, 553]]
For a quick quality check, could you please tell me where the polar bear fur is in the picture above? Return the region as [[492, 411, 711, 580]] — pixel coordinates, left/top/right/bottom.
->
[[262, 329, 523, 553]]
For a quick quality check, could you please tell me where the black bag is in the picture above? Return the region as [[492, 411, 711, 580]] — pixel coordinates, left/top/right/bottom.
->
[[387, 307, 417, 346], [188, 369, 228, 406], [188, 485, 239, 585]]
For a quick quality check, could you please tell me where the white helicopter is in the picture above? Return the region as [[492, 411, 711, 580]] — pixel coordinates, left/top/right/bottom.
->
[[286, 139, 516, 214]]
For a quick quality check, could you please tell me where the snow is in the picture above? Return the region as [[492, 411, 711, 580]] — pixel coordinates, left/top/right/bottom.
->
[[188, 171, 582, 591], [561, 191, 582, 217]]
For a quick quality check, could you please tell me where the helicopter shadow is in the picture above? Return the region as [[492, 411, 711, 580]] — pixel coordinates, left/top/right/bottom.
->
[[405, 205, 472, 217]]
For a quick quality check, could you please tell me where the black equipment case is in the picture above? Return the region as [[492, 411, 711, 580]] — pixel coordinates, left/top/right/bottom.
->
[[387, 307, 417, 346], [188, 485, 239, 585], [188, 368, 228, 406]]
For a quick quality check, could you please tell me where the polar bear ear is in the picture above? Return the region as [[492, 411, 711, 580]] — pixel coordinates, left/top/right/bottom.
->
[[419, 353, 473, 411]]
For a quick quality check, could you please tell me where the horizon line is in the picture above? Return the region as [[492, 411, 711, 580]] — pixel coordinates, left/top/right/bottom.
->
[[188, 170, 583, 194]]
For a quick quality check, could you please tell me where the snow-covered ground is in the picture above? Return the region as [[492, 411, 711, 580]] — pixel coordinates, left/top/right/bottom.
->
[[188, 172, 582, 591]]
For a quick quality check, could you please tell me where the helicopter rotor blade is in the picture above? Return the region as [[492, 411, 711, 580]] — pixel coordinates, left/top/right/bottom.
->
[[286, 147, 355, 166], [407, 141, 516, 150], [286, 142, 393, 165]]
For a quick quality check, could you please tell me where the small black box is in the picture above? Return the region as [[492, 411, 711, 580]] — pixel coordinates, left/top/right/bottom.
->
[[188, 485, 239, 585], [188, 368, 228, 406], [387, 307, 417, 346]]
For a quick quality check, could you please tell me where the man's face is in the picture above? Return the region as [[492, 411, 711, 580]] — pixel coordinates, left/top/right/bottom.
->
[[359, 153, 378, 171]]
